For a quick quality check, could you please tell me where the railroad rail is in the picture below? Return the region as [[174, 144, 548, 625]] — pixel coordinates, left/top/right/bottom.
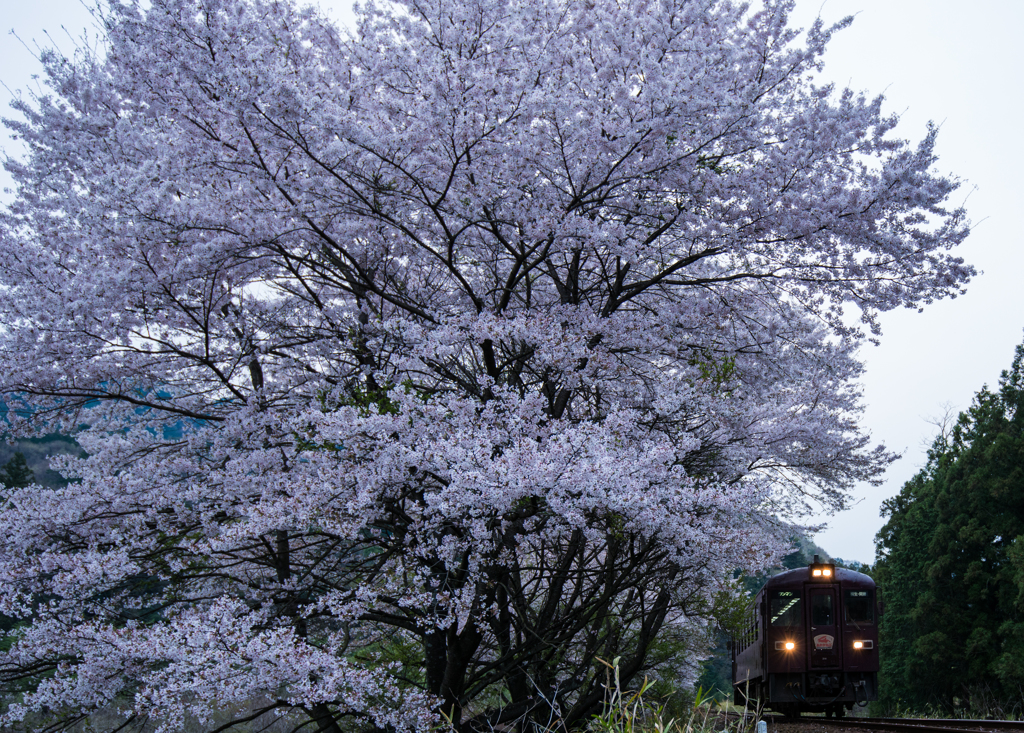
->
[[781, 717, 1024, 733]]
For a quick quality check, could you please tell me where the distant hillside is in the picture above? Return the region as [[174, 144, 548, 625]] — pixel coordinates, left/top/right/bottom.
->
[[0, 435, 84, 489]]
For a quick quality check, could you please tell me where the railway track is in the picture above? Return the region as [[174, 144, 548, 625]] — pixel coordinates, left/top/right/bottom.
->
[[771, 716, 1024, 733]]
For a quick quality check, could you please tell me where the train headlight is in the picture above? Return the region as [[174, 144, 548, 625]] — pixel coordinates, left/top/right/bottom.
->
[[853, 640, 874, 650], [775, 641, 796, 651], [853, 641, 863, 649], [809, 561, 836, 580]]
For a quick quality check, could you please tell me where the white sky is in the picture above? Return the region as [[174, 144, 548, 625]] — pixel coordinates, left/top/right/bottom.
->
[[2, 0, 1021, 564]]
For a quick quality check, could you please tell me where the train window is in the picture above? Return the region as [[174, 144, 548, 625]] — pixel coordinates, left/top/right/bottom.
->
[[770, 591, 802, 626], [811, 593, 833, 625], [845, 589, 874, 625]]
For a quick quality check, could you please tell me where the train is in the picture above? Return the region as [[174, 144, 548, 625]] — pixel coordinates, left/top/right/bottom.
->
[[731, 556, 879, 717]]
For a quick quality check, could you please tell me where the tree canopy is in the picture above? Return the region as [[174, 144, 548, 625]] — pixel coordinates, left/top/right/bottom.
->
[[0, 453, 34, 490], [0, 0, 971, 730], [875, 342, 1024, 715]]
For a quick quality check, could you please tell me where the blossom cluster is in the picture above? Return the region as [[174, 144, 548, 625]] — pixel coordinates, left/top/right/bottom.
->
[[0, 0, 970, 729]]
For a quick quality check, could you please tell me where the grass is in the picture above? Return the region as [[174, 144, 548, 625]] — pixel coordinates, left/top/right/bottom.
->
[[587, 658, 760, 733]]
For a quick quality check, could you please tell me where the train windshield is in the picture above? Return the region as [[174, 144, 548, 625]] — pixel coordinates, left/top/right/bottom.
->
[[844, 589, 874, 625], [770, 591, 802, 626], [811, 593, 833, 625]]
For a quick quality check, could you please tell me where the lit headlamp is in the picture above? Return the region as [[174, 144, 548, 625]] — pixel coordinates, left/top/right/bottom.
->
[[810, 563, 835, 580]]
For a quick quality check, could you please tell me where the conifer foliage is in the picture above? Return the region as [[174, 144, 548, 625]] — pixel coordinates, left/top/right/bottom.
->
[[0, 0, 971, 730], [0, 453, 34, 490], [875, 342, 1024, 715]]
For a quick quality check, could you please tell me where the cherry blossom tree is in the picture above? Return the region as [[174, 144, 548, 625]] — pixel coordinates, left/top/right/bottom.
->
[[0, 0, 971, 730]]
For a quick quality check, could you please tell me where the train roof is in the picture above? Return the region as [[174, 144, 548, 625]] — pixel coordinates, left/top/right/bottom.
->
[[758, 563, 875, 595]]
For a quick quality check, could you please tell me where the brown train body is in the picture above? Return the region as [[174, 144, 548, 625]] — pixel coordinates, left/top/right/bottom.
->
[[731, 557, 879, 717]]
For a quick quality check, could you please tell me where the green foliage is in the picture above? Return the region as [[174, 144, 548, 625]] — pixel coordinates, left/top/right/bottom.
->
[[689, 352, 737, 389], [708, 584, 752, 639], [685, 576, 759, 703], [874, 340, 1024, 716], [345, 381, 402, 416], [588, 661, 664, 733], [632, 619, 721, 713], [588, 658, 750, 733], [693, 635, 732, 703], [0, 452, 34, 489]]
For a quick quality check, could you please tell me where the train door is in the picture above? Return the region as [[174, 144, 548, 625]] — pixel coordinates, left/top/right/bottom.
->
[[806, 586, 842, 669]]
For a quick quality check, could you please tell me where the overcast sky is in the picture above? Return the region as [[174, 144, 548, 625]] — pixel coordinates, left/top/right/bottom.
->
[[3, 0, 1021, 564], [783, 0, 1024, 562]]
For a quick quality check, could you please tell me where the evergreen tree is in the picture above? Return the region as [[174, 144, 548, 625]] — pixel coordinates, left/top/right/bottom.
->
[[0, 452, 34, 489], [875, 341, 1024, 715]]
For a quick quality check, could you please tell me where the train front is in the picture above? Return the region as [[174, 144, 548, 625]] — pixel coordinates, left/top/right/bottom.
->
[[735, 557, 879, 717]]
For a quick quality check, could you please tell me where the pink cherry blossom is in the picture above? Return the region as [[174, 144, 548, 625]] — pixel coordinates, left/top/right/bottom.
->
[[0, 0, 970, 730]]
